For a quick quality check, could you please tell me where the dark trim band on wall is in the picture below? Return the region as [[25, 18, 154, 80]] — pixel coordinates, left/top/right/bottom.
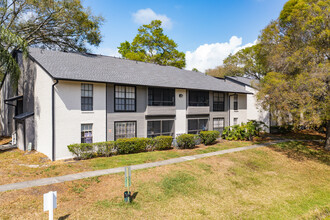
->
[[52, 79, 59, 161], [228, 93, 236, 127]]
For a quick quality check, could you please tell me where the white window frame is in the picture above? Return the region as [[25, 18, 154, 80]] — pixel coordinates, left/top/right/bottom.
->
[[213, 118, 225, 133], [81, 124, 93, 143], [114, 121, 137, 140]]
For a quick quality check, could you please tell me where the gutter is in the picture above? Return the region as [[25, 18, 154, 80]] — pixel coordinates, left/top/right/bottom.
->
[[52, 79, 59, 161]]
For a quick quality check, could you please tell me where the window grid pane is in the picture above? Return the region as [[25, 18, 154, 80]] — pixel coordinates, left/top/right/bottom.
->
[[115, 86, 136, 111], [81, 124, 93, 143], [213, 92, 225, 111], [115, 122, 136, 140], [234, 94, 238, 110], [81, 84, 93, 111], [213, 118, 225, 134]]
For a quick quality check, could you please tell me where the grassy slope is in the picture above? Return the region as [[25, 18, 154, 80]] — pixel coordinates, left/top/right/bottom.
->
[[0, 141, 254, 185], [0, 143, 329, 219]]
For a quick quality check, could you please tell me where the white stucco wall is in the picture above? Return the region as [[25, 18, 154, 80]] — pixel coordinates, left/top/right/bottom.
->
[[54, 81, 106, 160], [229, 94, 247, 126], [34, 65, 53, 159], [245, 86, 270, 132], [175, 89, 187, 136]]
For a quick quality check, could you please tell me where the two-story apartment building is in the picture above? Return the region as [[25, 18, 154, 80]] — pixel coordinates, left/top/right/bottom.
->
[[226, 76, 270, 131], [0, 48, 250, 160]]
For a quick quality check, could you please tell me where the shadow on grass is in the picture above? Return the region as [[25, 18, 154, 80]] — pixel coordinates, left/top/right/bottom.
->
[[58, 214, 70, 220], [130, 192, 138, 202], [269, 141, 330, 165]]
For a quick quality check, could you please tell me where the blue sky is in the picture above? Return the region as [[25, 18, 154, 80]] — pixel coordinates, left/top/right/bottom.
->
[[83, 0, 287, 72]]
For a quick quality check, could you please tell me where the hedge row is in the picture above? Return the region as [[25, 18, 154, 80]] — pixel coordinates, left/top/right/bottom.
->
[[175, 131, 220, 149], [68, 131, 221, 160], [68, 136, 173, 160]]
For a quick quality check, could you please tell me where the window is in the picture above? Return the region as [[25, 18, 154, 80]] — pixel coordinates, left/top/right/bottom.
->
[[81, 124, 93, 143], [15, 99, 23, 116], [213, 92, 225, 111], [188, 119, 208, 134], [114, 121, 136, 140], [81, 84, 93, 111], [234, 94, 238, 111], [234, 118, 238, 125], [189, 90, 209, 106], [115, 85, 136, 111], [213, 118, 225, 134], [147, 120, 174, 138], [148, 87, 175, 106]]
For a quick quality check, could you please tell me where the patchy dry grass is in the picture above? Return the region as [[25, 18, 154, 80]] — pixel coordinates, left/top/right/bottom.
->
[[0, 140, 256, 185], [0, 136, 11, 145], [0, 144, 329, 219]]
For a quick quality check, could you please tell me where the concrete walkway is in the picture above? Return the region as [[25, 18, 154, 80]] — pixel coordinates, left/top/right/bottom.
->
[[0, 144, 16, 151], [0, 141, 284, 192]]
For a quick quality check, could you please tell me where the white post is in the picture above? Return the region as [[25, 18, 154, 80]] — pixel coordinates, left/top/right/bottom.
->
[[44, 191, 57, 220], [49, 206, 53, 220]]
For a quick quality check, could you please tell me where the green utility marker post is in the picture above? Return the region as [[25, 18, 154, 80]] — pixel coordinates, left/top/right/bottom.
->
[[124, 166, 131, 202]]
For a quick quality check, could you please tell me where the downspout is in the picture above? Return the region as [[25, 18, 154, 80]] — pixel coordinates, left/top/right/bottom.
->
[[105, 83, 107, 141], [23, 121, 26, 151], [52, 79, 59, 161]]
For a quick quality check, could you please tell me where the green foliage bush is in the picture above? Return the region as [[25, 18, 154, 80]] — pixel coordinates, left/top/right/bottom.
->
[[177, 134, 197, 149], [200, 131, 220, 145], [116, 137, 151, 154], [95, 141, 116, 157], [222, 120, 266, 141], [154, 136, 173, 150], [67, 143, 95, 160]]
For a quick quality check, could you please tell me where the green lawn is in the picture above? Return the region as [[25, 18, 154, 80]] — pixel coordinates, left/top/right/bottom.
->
[[0, 140, 255, 185], [0, 141, 329, 219], [88, 140, 255, 170]]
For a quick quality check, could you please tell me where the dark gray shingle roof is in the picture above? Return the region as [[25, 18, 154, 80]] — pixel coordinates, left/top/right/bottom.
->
[[225, 76, 259, 87], [28, 48, 249, 93]]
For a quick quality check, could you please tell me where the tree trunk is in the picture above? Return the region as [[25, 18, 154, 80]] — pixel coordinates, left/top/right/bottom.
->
[[325, 120, 330, 151]]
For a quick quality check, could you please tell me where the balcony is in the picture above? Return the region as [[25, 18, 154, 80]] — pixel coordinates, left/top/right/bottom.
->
[[187, 106, 210, 115], [146, 106, 176, 116]]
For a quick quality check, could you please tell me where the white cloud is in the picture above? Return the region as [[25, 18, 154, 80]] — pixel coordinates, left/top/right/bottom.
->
[[19, 11, 36, 22], [132, 8, 173, 29], [185, 36, 257, 72], [94, 47, 121, 57]]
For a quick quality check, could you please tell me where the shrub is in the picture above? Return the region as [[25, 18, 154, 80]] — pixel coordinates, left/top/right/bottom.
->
[[222, 121, 266, 141], [176, 134, 197, 149], [199, 131, 220, 145], [95, 141, 116, 157], [68, 143, 95, 159], [116, 137, 152, 154], [154, 136, 173, 150]]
